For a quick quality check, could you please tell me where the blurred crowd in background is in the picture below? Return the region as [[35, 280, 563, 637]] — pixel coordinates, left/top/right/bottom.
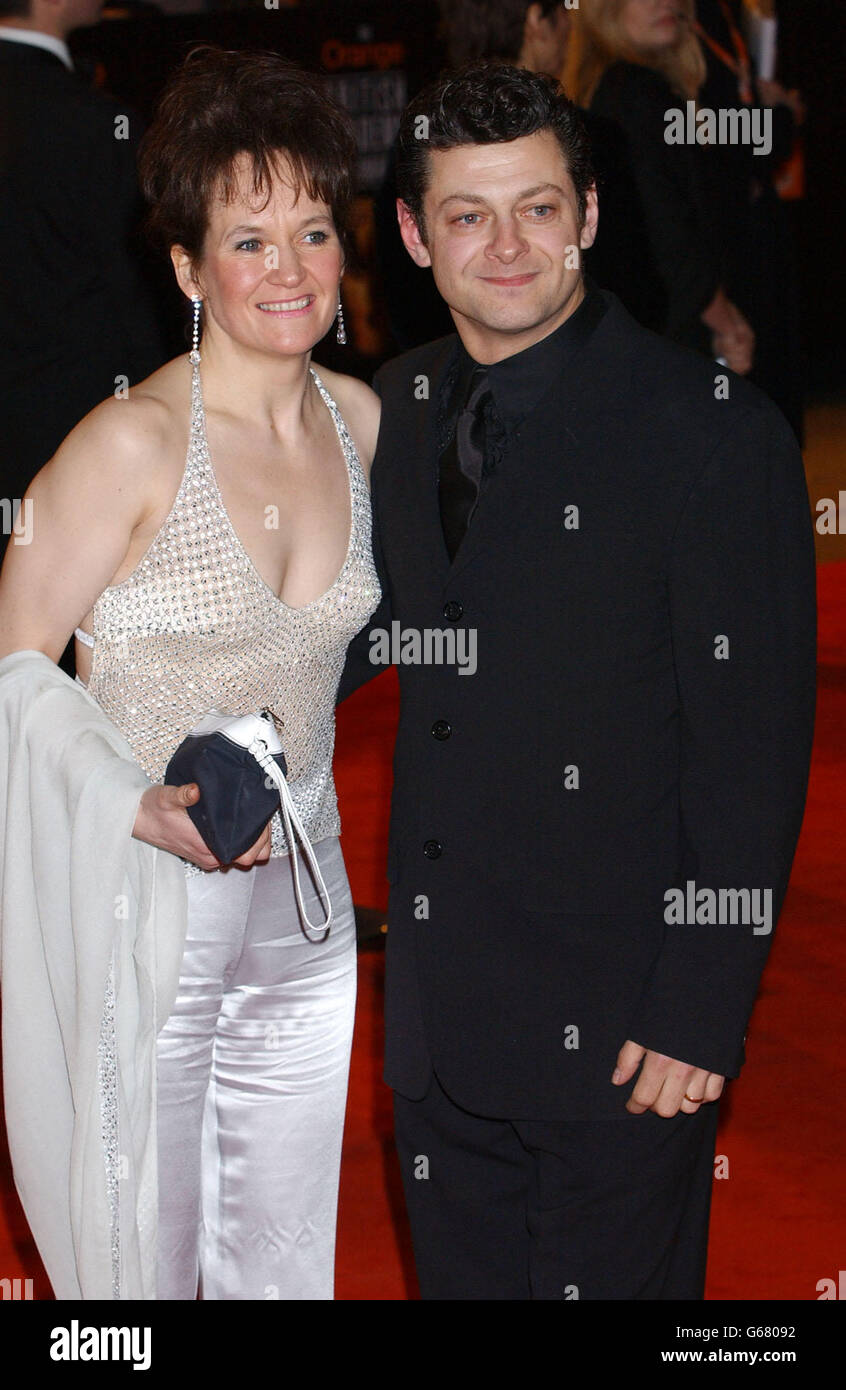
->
[[2, 0, 843, 535]]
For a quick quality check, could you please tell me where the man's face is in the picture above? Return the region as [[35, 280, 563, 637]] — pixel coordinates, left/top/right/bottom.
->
[[398, 130, 598, 362]]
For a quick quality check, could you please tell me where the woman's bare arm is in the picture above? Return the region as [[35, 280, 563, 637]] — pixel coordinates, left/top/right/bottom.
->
[[0, 395, 161, 661], [0, 398, 269, 870]]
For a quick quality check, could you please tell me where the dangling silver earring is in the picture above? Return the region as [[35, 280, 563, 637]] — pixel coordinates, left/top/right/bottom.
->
[[189, 294, 202, 363], [335, 297, 346, 346]]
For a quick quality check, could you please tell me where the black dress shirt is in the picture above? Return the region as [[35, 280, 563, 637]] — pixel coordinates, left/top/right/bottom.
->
[[437, 280, 610, 473]]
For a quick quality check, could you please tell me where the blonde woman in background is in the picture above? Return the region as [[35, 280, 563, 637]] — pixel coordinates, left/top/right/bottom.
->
[[567, 0, 755, 373]]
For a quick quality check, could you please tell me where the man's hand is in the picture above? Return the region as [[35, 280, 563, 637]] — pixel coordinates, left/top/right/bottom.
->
[[702, 287, 755, 376], [133, 782, 272, 872], [612, 1040, 725, 1117], [712, 326, 755, 377]]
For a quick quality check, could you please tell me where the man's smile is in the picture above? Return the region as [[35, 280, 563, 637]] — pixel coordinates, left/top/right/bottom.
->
[[478, 272, 541, 287]]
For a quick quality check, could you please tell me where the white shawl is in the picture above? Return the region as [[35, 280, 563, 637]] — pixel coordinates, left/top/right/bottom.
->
[[0, 650, 188, 1299]]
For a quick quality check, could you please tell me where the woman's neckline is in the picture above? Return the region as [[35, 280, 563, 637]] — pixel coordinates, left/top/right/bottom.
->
[[192, 359, 358, 615]]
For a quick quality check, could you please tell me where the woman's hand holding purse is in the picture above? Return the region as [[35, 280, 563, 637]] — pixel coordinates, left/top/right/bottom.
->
[[132, 780, 272, 871]]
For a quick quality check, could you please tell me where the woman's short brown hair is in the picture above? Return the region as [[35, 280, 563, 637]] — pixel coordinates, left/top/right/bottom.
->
[[138, 45, 358, 264]]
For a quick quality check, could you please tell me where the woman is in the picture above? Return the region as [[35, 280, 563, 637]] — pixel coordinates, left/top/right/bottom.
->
[[568, 0, 755, 373], [0, 47, 380, 1299]]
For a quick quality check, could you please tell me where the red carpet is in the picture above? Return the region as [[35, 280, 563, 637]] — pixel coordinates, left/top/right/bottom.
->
[[332, 561, 846, 1301], [1, 565, 843, 1300]]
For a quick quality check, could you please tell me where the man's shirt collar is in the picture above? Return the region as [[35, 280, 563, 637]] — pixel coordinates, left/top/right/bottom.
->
[[0, 27, 73, 71], [458, 279, 608, 434]]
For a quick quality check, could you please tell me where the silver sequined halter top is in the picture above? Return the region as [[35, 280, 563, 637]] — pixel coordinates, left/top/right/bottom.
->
[[77, 357, 381, 869]]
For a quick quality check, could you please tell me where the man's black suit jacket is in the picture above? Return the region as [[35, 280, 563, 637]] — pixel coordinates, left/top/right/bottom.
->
[[338, 290, 816, 1121], [0, 40, 165, 506]]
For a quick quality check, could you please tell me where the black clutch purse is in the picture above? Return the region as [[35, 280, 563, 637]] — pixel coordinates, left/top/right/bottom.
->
[[164, 709, 332, 938], [165, 710, 285, 864]]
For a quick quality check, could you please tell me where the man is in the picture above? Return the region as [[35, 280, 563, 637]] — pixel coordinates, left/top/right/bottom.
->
[[0, 0, 165, 541], [339, 63, 816, 1299], [376, 1, 573, 349]]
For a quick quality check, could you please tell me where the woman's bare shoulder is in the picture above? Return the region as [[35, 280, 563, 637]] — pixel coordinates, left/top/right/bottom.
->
[[70, 356, 186, 451], [313, 364, 381, 476], [42, 356, 191, 494]]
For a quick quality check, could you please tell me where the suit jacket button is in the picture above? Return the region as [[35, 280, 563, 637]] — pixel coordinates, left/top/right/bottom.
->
[[443, 600, 463, 622], [423, 839, 442, 859], [431, 719, 452, 740]]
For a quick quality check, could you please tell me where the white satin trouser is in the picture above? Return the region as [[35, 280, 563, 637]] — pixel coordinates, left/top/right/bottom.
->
[[155, 836, 356, 1300]]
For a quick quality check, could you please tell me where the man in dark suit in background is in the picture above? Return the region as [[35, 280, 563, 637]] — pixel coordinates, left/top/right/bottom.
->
[[339, 62, 816, 1299], [0, 0, 165, 556]]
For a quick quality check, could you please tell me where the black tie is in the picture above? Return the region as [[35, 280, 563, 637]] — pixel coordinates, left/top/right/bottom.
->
[[438, 364, 492, 562]]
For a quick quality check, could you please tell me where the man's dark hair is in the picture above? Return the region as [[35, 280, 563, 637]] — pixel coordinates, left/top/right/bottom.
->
[[437, 0, 565, 67], [396, 62, 594, 241], [0, 1, 33, 16]]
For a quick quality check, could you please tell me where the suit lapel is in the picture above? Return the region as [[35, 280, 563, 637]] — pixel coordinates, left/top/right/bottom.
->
[[398, 336, 458, 583]]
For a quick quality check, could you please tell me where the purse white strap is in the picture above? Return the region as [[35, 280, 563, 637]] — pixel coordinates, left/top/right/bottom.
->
[[248, 735, 332, 942]]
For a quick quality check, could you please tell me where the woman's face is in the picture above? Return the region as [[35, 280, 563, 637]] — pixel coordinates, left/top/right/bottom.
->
[[618, 0, 683, 52], [179, 151, 344, 361]]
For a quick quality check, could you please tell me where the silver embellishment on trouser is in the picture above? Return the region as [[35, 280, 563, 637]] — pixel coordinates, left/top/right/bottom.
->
[[98, 952, 121, 1298]]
